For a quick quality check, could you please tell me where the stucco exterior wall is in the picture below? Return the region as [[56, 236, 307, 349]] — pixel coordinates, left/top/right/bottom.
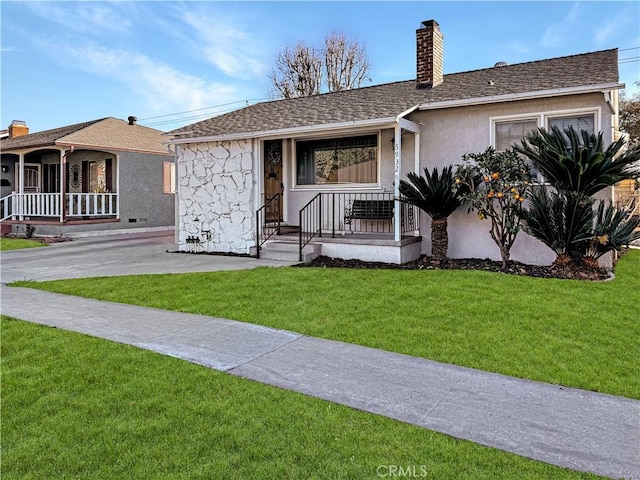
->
[[118, 151, 175, 228], [176, 140, 255, 254], [407, 92, 614, 265], [0, 154, 17, 198]]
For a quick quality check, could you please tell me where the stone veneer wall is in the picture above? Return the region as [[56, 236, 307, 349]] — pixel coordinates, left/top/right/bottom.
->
[[177, 140, 255, 254]]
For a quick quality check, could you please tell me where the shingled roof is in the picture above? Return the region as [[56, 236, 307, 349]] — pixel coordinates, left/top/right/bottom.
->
[[1, 117, 170, 155], [168, 49, 620, 140]]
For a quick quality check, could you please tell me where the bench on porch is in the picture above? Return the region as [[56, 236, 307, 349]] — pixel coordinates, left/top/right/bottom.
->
[[344, 199, 394, 232]]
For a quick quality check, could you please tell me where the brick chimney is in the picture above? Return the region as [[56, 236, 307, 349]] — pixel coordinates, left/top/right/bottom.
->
[[416, 20, 444, 89], [8, 120, 29, 138]]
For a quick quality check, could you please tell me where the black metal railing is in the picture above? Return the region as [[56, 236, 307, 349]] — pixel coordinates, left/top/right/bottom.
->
[[299, 193, 322, 261], [255, 193, 280, 258], [297, 192, 420, 261], [317, 192, 419, 237]]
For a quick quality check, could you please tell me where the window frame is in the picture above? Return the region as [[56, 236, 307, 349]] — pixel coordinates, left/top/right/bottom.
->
[[490, 108, 601, 183], [163, 161, 176, 194], [292, 131, 381, 190]]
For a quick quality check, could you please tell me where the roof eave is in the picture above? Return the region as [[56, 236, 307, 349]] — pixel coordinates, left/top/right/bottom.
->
[[54, 141, 172, 156], [418, 83, 625, 110], [166, 116, 400, 145]]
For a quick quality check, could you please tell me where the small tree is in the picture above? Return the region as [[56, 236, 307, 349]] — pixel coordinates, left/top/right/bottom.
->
[[620, 81, 640, 149], [455, 147, 531, 270], [399, 166, 473, 262]]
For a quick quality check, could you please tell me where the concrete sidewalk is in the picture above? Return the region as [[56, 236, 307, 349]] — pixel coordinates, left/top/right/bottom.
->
[[2, 285, 638, 479]]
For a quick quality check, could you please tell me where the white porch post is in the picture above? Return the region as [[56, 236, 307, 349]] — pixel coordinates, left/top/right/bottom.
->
[[18, 153, 24, 220], [394, 118, 421, 241], [414, 132, 421, 175], [393, 125, 402, 241]]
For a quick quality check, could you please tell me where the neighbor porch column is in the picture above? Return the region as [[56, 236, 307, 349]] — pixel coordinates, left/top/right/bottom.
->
[[17, 153, 24, 220], [60, 149, 66, 223], [393, 125, 402, 241]]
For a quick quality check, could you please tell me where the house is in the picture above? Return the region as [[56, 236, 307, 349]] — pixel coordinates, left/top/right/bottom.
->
[[166, 19, 624, 265], [1, 117, 176, 236]]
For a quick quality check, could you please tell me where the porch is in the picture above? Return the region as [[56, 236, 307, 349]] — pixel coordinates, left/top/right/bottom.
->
[[256, 192, 421, 263], [1, 192, 119, 223]]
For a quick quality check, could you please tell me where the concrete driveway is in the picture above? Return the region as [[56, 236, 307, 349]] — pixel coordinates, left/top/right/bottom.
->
[[1, 230, 294, 283]]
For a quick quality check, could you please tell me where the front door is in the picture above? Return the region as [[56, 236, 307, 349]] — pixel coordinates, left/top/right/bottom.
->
[[15, 163, 41, 192], [264, 140, 283, 222]]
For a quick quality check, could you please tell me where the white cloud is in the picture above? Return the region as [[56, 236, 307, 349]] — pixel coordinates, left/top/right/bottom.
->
[[593, 8, 639, 47], [540, 2, 582, 48], [62, 43, 239, 115], [25, 2, 132, 35], [178, 9, 268, 79]]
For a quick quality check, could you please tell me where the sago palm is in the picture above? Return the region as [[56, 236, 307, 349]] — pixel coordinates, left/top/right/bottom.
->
[[514, 126, 640, 196], [399, 165, 468, 261], [521, 188, 594, 265]]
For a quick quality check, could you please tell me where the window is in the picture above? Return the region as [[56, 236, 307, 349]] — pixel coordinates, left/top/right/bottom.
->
[[296, 134, 378, 186], [547, 114, 595, 135], [493, 110, 598, 183], [494, 118, 540, 181], [163, 161, 175, 194], [495, 119, 538, 152]]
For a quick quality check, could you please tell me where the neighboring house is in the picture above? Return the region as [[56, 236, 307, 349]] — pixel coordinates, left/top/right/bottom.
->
[[1, 117, 175, 236], [166, 19, 624, 265]]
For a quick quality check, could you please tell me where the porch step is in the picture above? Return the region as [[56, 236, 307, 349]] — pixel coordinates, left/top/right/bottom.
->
[[259, 240, 321, 262], [278, 224, 300, 235]]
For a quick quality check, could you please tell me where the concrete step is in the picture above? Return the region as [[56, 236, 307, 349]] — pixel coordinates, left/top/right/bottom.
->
[[259, 241, 321, 262]]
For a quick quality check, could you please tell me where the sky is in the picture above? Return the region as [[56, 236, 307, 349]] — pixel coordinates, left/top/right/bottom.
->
[[1, 1, 639, 134]]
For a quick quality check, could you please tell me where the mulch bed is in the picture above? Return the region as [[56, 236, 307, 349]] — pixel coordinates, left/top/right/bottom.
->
[[297, 255, 612, 281]]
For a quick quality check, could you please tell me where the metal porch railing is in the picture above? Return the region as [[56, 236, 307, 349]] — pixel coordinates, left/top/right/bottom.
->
[[255, 193, 280, 258]]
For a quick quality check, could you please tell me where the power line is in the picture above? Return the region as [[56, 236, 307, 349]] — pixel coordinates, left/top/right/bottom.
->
[[619, 46, 640, 52], [619, 56, 640, 64], [144, 107, 240, 127], [137, 97, 269, 122]]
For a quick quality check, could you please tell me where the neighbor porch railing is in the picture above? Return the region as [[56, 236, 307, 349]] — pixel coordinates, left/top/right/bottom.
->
[[66, 193, 118, 217], [0, 192, 118, 220]]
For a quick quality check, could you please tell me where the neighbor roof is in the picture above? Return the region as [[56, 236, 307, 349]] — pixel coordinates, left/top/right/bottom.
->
[[168, 49, 620, 140], [1, 117, 170, 155]]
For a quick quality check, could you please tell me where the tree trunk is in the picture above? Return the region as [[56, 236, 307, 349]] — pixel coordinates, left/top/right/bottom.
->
[[431, 218, 448, 261]]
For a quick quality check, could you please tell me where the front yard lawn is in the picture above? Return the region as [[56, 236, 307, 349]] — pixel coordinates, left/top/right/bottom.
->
[[14, 249, 640, 399], [0, 237, 46, 251], [1, 317, 600, 479]]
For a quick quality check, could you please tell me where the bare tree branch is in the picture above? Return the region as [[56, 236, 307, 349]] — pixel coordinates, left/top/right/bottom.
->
[[269, 32, 370, 99], [269, 42, 322, 99], [324, 31, 370, 92]]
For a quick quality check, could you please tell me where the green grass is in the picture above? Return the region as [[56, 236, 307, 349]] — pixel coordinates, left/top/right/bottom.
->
[[0, 237, 46, 251], [14, 250, 640, 399], [1, 317, 600, 479]]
